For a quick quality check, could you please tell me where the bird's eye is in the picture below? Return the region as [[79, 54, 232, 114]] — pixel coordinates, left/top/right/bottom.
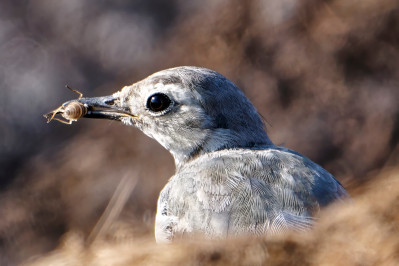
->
[[147, 93, 172, 112]]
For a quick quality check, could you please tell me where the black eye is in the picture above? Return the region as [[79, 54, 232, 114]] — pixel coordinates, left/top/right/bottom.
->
[[147, 93, 172, 112]]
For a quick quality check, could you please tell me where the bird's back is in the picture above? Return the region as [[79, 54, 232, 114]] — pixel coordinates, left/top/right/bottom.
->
[[155, 145, 348, 242]]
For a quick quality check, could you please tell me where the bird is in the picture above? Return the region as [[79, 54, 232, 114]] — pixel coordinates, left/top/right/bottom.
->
[[57, 66, 348, 242]]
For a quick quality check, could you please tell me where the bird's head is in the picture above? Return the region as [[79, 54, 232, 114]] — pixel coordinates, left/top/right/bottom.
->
[[74, 67, 272, 167]]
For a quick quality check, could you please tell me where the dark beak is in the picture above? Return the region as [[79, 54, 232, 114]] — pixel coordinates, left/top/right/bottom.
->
[[44, 93, 137, 124], [76, 95, 136, 121]]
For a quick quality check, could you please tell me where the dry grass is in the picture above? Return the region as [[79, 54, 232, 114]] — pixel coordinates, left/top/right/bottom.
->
[[25, 167, 399, 266]]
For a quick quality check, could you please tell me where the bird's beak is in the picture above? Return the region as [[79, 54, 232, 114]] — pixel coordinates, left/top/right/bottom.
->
[[44, 92, 138, 124], [76, 95, 137, 121]]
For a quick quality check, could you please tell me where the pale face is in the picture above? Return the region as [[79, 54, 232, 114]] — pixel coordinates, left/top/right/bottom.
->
[[113, 76, 216, 165]]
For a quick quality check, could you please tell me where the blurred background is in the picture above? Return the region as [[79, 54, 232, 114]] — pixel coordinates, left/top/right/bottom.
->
[[1, 0, 398, 265]]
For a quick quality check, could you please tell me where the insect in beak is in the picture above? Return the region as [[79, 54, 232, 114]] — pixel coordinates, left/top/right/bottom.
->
[[44, 85, 86, 124], [44, 86, 137, 125]]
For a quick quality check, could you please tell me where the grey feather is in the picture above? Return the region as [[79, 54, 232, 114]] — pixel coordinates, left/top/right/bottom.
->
[[78, 66, 349, 242], [156, 147, 344, 242]]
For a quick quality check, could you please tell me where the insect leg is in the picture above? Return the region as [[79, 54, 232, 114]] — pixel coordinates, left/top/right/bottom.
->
[[65, 85, 83, 99]]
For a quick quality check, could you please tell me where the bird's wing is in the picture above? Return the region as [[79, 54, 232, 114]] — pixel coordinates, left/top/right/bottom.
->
[[265, 147, 349, 206], [159, 147, 348, 239], [178, 147, 347, 236]]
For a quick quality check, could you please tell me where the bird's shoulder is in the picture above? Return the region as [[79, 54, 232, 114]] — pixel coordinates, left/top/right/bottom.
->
[[177, 146, 319, 184], [172, 146, 347, 207]]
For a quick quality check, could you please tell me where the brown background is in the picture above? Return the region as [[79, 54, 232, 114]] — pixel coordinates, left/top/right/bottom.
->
[[1, 0, 398, 265]]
